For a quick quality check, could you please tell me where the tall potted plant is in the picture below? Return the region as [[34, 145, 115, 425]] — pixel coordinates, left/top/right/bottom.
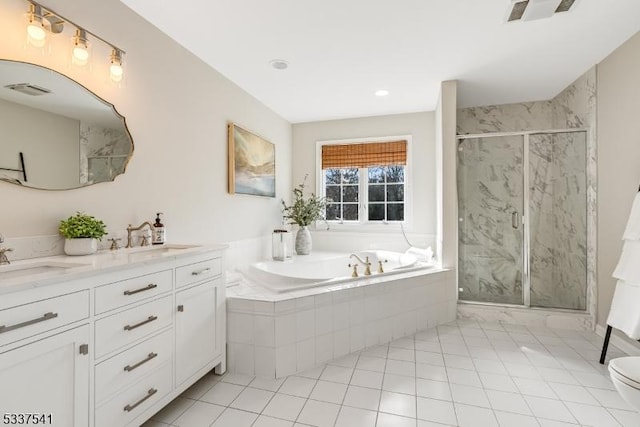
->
[[59, 212, 107, 255], [282, 177, 327, 255]]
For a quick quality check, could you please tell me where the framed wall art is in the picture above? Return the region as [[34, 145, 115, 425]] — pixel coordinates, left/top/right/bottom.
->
[[228, 123, 276, 197]]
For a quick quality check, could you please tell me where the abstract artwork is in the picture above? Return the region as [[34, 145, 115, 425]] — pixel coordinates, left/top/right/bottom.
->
[[228, 123, 276, 197]]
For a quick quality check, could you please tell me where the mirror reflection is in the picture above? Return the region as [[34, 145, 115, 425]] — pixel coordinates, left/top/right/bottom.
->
[[0, 60, 133, 190]]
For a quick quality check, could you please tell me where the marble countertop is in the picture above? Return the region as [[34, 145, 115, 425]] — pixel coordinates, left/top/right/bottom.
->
[[0, 243, 227, 296]]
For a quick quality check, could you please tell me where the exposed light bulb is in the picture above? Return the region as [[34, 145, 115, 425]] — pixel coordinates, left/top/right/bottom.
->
[[26, 4, 46, 47], [73, 46, 89, 65], [375, 89, 389, 97], [72, 30, 90, 66], [110, 63, 123, 82], [110, 48, 124, 83]]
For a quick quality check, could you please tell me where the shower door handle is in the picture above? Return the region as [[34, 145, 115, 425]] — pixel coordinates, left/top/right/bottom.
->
[[512, 211, 520, 229]]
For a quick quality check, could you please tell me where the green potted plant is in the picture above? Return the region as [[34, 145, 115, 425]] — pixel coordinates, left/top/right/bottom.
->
[[59, 212, 107, 255], [282, 176, 327, 255]]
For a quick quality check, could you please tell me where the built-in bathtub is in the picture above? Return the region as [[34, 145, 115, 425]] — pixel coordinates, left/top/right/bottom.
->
[[226, 250, 457, 378], [245, 250, 433, 292]]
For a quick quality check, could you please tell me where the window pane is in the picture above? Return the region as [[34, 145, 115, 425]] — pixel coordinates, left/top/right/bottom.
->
[[325, 169, 341, 185], [326, 186, 341, 203], [342, 185, 358, 203], [343, 204, 359, 221], [368, 185, 385, 202], [387, 204, 404, 221], [368, 204, 385, 221], [368, 167, 385, 183], [326, 204, 341, 221], [387, 184, 404, 202], [342, 168, 359, 184], [386, 166, 405, 183]]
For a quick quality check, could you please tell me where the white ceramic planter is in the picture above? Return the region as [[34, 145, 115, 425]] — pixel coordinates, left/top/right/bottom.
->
[[64, 238, 98, 256], [295, 226, 312, 255]]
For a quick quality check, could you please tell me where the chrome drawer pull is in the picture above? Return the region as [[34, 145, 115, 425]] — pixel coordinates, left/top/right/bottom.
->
[[191, 267, 211, 276], [0, 312, 58, 335], [123, 388, 157, 412], [124, 352, 158, 372], [123, 315, 158, 331], [124, 283, 158, 296]]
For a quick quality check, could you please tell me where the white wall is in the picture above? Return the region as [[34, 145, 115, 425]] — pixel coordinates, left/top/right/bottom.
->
[[291, 112, 436, 251], [597, 32, 640, 337], [0, 98, 80, 189], [0, 0, 291, 262]]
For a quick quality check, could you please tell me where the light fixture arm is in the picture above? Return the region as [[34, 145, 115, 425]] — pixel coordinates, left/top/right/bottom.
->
[[26, 0, 125, 55]]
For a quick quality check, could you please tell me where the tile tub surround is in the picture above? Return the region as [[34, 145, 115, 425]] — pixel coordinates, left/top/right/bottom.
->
[[148, 320, 637, 427], [227, 269, 456, 378]]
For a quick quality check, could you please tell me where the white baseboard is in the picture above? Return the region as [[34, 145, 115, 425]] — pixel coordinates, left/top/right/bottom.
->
[[595, 324, 640, 356]]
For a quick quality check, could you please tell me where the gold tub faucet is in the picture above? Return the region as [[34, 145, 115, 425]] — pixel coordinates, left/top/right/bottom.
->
[[349, 254, 372, 276]]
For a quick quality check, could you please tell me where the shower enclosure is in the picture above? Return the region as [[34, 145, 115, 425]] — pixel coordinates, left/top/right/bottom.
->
[[457, 130, 587, 310]]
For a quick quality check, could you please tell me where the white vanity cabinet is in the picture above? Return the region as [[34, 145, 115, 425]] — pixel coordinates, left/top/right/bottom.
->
[[0, 245, 226, 427], [0, 325, 90, 426], [175, 278, 225, 386]]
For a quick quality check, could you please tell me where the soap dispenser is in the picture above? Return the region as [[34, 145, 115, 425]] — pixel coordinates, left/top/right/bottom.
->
[[152, 213, 165, 245]]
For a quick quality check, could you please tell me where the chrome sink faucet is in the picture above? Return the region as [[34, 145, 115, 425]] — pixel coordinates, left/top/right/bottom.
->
[[0, 234, 13, 265], [126, 222, 155, 248]]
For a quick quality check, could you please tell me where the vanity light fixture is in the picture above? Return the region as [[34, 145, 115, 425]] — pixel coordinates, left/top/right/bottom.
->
[[72, 29, 90, 66], [23, 1, 126, 82], [109, 48, 124, 83], [26, 4, 47, 47]]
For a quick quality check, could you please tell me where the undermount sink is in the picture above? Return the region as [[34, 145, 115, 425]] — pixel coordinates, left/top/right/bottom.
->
[[124, 244, 199, 259], [0, 262, 89, 281]]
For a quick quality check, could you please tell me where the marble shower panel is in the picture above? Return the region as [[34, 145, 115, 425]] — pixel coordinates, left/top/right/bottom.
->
[[529, 132, 587, 310]]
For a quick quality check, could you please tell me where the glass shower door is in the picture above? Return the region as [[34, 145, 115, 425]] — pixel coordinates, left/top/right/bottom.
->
[[457, 135, 525, 305]]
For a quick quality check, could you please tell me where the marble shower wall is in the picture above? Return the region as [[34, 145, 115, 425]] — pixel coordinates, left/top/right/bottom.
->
[[457, 68, 596, 312], [79, 122, 131, 184], [529, 132, 587, 309]]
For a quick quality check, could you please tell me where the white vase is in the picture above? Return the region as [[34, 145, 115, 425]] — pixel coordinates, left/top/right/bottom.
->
[[64, 238, 98, 256], [295, 226, 312, 255]]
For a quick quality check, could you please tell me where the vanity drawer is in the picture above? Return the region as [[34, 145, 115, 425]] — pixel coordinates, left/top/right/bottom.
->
[[95, 295, 173, 358], [95, 362, 172, 427], [95, 329, 172, 403], [175, 257, 221, 289], [95, 269, 173, 314], [0, 290, 89, 347]]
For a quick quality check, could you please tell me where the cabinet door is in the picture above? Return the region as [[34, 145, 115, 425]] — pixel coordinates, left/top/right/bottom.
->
[[0, 325, 90, 427], [175, 279, 222, 386]]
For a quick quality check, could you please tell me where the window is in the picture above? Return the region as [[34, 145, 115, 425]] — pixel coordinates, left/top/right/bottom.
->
[[319, 138, 409, 225]]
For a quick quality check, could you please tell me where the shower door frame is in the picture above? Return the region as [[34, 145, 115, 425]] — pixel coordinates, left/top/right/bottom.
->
[[456, 128, 589, 311]]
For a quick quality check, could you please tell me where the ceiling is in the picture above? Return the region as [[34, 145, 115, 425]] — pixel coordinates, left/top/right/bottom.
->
[[119, 0, 640, 123]]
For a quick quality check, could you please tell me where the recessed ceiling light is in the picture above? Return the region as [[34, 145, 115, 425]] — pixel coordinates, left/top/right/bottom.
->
[[270, 59, 289, 70], [375, 89, 389, 97]]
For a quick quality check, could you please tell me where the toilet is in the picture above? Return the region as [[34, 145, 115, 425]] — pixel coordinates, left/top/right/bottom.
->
[[609, 357, 640, 411]]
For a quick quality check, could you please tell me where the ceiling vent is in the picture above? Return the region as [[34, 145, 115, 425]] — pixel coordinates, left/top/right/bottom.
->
[[507, 0, 579, 22], [4, 83, 52, 96]]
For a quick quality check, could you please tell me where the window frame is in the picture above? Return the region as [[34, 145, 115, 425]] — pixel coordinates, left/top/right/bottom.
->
[[315, 135, 413, 230]]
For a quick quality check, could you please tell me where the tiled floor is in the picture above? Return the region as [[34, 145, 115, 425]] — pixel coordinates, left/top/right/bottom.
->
[[143, 320, 640, 427]]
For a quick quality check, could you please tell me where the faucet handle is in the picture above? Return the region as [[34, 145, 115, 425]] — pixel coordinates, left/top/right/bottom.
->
[[0, 233, 4, 244], [348, 263, 359, 278], [140, 235, 150, 246], [109, 238, 121, 251]]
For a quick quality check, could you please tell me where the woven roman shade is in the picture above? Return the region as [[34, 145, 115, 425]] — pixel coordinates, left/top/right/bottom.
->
[[321, 141, 407, 169]]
